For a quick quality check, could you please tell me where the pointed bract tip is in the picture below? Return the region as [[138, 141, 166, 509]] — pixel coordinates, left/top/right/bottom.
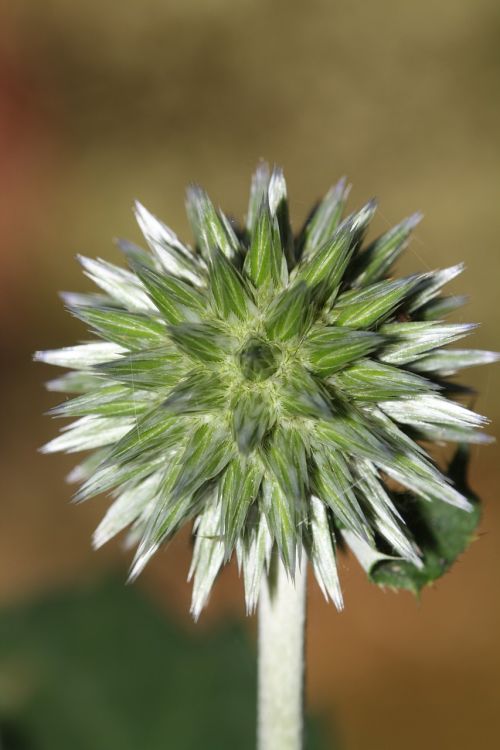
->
[[348, 198, 377, 230], [323, 177, 350, 202], [449, 261, 466, 276], [245, 600, 258, 616], [254, 159, 270, 177], [426, 261, 465, 284], [114, 237, 141, 253], [190, 603, 203, 623], [66, 465, 87, 484], [133, 200, 151, 230], [471, 432, 496, 445], [128, 547, 157, 583], [58, 291, 83, 307], [485, 351, 500, 364], [75, 254, 103, 275], [133, 198, 146, 215], [335, 175, 347, 191], [134, 201, 159, 233], [269, 164, 284, 178], [442, 321, 479, 337], [336, 176, 351, 199], [185, 183, 205, 202], [452, 294, 469, 307], [91, 528, 108, 550], [447, 491, 474, 512], [406, 211, 424, 230], [268, 167, 287, 212], [71, 489, 86, 505], [463, 322, 480, 333], [39, 436, 62, 454]]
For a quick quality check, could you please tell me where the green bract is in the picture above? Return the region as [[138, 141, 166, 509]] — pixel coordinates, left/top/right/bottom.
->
[[36, 164, 497, 618]]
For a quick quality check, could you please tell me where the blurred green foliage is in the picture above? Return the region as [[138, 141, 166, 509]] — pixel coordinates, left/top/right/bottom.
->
[[0, 580, 327, 750], [371, 446, 482, 592]]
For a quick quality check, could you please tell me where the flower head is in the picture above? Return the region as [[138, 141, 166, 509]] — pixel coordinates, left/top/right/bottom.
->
[[36, 164, 497, 617]]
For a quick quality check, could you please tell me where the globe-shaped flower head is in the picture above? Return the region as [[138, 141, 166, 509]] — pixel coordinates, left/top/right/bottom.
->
[[37, 164, 496, 617]]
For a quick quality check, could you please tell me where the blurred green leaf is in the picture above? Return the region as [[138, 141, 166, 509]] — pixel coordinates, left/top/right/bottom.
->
[[0, 581, 328, 750], [371, 445, 481, 593]]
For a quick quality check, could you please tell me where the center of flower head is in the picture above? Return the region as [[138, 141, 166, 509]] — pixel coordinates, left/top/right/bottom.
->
[[238, 337, 281, 382]]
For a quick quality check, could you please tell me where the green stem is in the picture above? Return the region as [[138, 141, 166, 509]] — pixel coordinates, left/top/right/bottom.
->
[[257, 555, 307, 750]]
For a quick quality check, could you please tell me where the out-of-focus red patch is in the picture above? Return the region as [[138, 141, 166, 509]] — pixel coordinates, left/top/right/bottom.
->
[[0, 10, 58, 332]]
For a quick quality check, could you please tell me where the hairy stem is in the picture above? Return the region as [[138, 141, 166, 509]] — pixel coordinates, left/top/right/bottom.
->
[[257, 554, 307, 750]]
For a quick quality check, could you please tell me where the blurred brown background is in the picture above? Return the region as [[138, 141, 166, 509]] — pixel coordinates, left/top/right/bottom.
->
[[1, 1, 499, 748]]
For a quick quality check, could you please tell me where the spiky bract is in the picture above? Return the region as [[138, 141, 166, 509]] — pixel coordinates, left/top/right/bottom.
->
[[36, 164, 497, 617]]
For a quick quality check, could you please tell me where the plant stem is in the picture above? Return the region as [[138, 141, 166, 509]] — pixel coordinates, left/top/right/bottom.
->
[[257, 555, 307, 750]]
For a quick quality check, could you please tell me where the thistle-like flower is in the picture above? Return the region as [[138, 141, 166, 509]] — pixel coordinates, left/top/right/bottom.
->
[[36, 164, 497, 618]]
